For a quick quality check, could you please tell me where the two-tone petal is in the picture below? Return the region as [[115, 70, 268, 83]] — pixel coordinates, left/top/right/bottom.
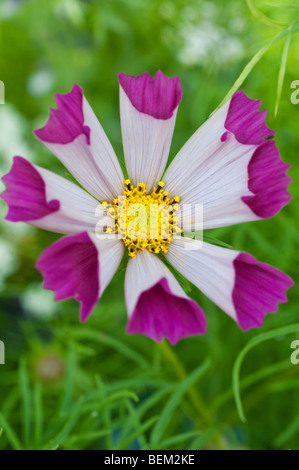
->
[[119, 71, 182, 190], [163, 90, 291, 229], [0, 156, 110, 235], [125, 249, 206, 344], [1, 73, 294, 343], [35, 84, 124, 202], [36, 232, 124, 322], [166, 238, 293, 331]]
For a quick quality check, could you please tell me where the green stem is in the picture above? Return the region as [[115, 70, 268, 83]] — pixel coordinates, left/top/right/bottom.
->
[[158, 341, 210, 423], [158, 341, 228, 449]]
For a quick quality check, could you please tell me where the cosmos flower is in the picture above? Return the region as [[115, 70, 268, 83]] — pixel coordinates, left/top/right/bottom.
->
[[0, 71, 293, 345]]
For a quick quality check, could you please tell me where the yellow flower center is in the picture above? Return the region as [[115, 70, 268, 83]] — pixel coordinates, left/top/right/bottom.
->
[[102, 180, 182, 257]]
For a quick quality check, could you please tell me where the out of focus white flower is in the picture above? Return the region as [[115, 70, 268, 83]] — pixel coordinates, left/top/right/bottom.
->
[[22, 283, 59, 319], [0, 0, 22, 19], [1, 220, 34, 240], [27, 68, 55, 98], [55, 0, 85, 26], [0, 238, 19, 291], [178, 21, 244, 67], [229, 16, 246, 34], [0, 105, 31, 174]]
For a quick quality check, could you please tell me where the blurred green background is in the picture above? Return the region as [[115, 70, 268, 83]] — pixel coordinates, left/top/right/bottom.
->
[[0, 0, 298, 450]]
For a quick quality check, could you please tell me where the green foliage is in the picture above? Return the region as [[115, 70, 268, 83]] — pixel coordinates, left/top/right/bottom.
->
[[0, 0, 299, 450]]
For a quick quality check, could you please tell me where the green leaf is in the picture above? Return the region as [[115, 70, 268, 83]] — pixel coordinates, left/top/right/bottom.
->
[[34, 382, 43, 446], [118, 398, 146, 449], [264, 2, 299, 8], [212, 20, 299, 113], [71, 329, 150, 370], [232, 323, 299, 422], [187, 426, 217, 450], [203, 235, 233, 249], [78, 390, 139, 415], [19, 359, 32, 447], [150, 359, 211, 447], [119, 416, 158, 450], [42, 399, 83, 450], [0, 413, 23, 450], [212, 359, 291, 412], [59, 346, 76, 415], [246, 0, 289, 28], [159, 255, 193, 294], [158, 430, 201, 450], [66, 429, 111, 446], [95, 375, 113, 450], [274, 414, 299, 447], [275, 29, 292, 116]]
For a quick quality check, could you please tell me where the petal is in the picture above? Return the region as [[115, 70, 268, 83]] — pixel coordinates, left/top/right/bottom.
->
[[241, 141, 292, 218], [125, 249, 206, 345], [89, 232, 125, 302], [33, 83, 90, 144], [166, 238, 293, 330], [225, 90, 275, 145], [119, 71, 182, 190], [34, 84, 124, 202], [1, 156, 59, 222], [233, 252, 294, 330], [119, 70, 182, 119], [0, 156, 109, 235], [163, 90, 291, 229], [36, 232, 124, 322]]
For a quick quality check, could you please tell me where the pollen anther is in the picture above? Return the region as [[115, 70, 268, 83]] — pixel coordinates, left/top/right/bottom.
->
[[103, 181, 182, 257]]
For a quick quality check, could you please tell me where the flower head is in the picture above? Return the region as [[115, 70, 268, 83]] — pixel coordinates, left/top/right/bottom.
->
[[1, 71, 293, 345], [102, 179, 182, 258]]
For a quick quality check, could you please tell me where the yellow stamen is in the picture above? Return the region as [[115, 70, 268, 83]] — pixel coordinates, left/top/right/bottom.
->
[[102, 180, 182, 257]]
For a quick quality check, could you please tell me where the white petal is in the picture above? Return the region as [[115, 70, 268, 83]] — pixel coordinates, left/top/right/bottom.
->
[[124, 249, 206, 344], [125, 249, 189, 316], [119, 86, 179, 191], [166, 238, 239, 322], [90, 234, 125, 296], [33, 165, 108, 234], [163, 100, 259, 229], [35, 86, 124, 201], [166, 237, 293, 331]]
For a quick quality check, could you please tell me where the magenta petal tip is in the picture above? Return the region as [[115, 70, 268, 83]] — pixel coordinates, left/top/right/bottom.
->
[[0, 156, 60, 222], [225, 90, 276, 145], [34, 84, 90, 145], [127, 277, 207, 345], [119, 71, 182, 120], [233, 252, 294, 331], [36, 232, 100, 322], [242, 140, 292, 218]]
